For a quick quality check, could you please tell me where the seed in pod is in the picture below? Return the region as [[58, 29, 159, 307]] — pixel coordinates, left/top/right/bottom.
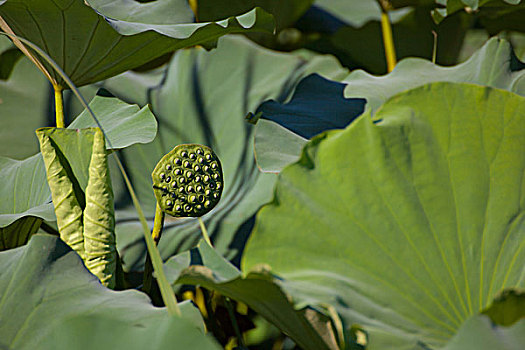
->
[[152, 144, 224, 217]]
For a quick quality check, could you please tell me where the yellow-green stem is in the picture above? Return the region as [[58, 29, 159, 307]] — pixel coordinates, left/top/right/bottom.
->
[[198, 217, 212, 247], [432, 30, 438, 64], [152, 203, 165, 245], [54, 85, 65, 128], [143, 203, 166, 298], [380, 11, 397, 72]]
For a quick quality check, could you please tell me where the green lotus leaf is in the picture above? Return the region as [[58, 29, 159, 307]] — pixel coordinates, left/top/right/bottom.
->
[[0, 0, 274, 87], [0, 234, 219, 350], [165, 240, 338, 350], [102, 35, 348, 271], [243, 82, 525, 349], [344, 37, 525, 113]]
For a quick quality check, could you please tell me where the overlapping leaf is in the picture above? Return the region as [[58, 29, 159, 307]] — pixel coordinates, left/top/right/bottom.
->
[[243, 82, 525, 349], [164, 240, 338, 350], [0, 0, 274, 87], [344, 37, 525, 112], [102, 35, 348, 271], [0, 234, 219, 350], [254, 37, 525, 175]]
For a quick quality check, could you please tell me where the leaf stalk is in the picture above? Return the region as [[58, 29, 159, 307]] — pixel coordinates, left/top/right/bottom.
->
[[54, 85, 65, 128], [380, 10, 397, 72]]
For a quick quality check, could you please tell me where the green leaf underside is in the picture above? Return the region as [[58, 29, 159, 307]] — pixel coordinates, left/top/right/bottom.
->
[[0, 0, 274, 87], [104, 35, 348, 270], [344, 37, 525, 113], [0, 234, 218, 350], [0, 153, 54, 227], [243, 82, 525, 349], [37, 127, 117, 288], [166, 240, 337, 350]]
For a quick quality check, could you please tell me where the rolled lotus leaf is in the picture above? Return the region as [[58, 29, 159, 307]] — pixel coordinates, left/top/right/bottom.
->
[[152, 144, 223, 217]]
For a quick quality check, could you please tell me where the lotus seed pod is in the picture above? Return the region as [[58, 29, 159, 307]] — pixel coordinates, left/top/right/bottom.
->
[[152, 144, 223, 217]]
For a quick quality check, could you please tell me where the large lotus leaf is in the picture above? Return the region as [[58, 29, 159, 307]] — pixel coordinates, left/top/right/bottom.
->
[[0, 153, 53, 227], [0, 234, 219, 350], [164, 240, 338, 350], [441, 316, 525, 350], [243, 82, 525, 349], [298, 4, 468, 74], [344, 37, 525, 113], [102, 35, 348, 271], [0, 0, 274, 87], [478, 2, 525, 34]]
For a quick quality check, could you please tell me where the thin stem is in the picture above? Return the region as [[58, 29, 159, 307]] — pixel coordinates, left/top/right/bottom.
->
[[54, 85, 65, 128], [432, 30, 438, 64], [380, 11, 397, 72], [143, 203, 166, 298], [198, 217, 212, 247], [225, 297, 246, 348], [0, 31, 181, 317]]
